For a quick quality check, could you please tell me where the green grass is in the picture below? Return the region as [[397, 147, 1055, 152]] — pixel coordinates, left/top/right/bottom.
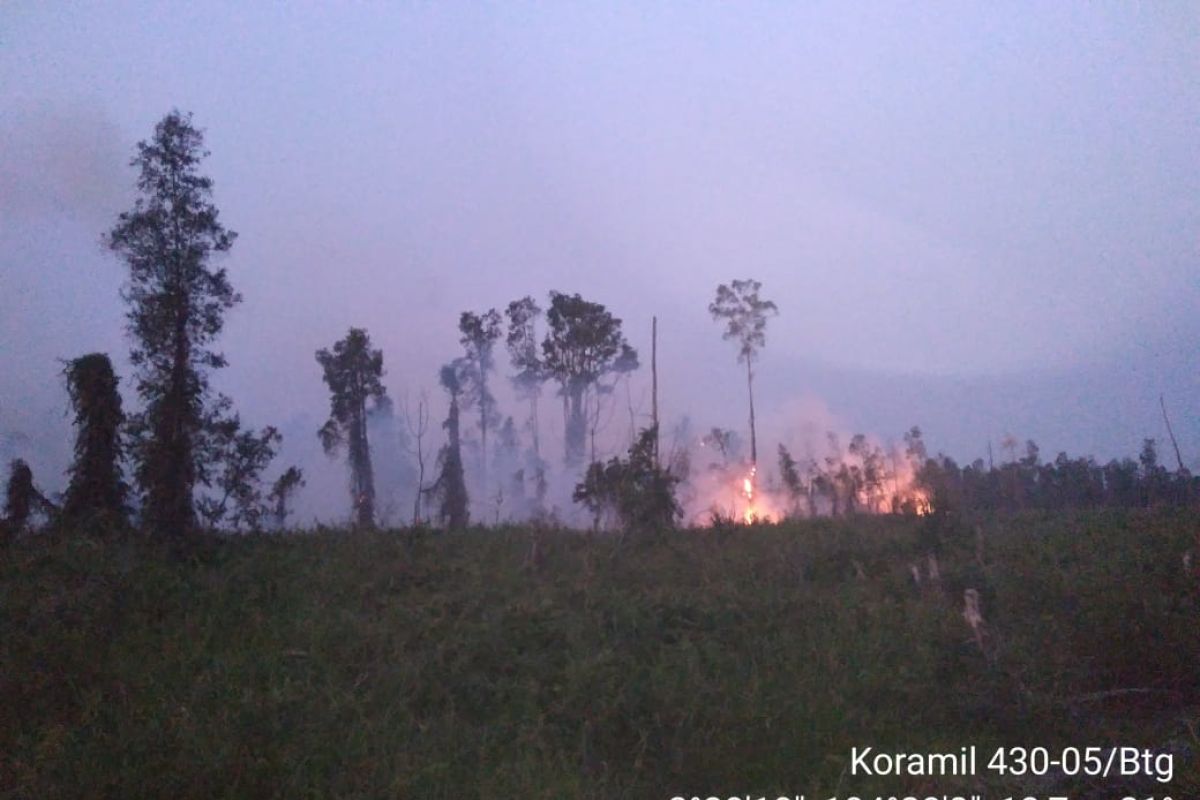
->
[[2, 511, 1198, 798]]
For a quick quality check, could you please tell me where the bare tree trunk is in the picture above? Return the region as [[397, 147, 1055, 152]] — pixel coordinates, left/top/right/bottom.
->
[[404, 393, 429, 525], [479, 367, 489, 504], [413, 443, 424, 524], [1161, 394, 1186, 472], [625, 378, 636, 447], [589, 387, 598, 464], [746, 359, 757, 466], [352, 390, 376, 529], [651, 315, 659, 466], [530, 392, 540, 458]]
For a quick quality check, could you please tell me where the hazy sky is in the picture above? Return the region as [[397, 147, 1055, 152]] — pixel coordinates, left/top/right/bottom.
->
[[2, 3, 1198, 510]]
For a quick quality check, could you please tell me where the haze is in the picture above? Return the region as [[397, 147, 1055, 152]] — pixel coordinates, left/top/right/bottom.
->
[[2, 3, 1197, 520]]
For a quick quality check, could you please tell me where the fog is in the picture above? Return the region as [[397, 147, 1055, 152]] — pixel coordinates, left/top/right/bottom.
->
[[2, 3, 1197, 522]]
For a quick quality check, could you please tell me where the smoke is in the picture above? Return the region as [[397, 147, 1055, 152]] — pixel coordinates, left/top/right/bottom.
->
[[0, 101, 128, 227]]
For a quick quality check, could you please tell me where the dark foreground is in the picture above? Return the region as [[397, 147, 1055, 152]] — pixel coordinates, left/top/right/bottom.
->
[[2, 511, 1198, 798]]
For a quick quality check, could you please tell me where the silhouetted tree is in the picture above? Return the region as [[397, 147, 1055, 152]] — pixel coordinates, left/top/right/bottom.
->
[[701, 428, 741, 469], [430, 361, 470, 529], [61, 353, 127, 526], [709, 279, 777, 468], [574, 426, 680, 531], [316, 328, 387, 528], [1139, 438, 1167, 506], [492, 416, 525, 520], [3, 459, 53, 539], [505, 297, 543, 448], [197, 403, 281, 530], [267, 467, 305, 528], [541, 292, 638, 468], [105, 110, 239, 533], [904, 427, 927, 464], [458, 308, 503, 495], [823, 433, 845, 516], [777, 444, 804, 518], [401, 391, 432, 525], [506, 296, 548, 505], [848, 434, 888, 512]]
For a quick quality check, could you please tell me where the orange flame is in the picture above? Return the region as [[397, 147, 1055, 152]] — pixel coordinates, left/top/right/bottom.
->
[[689, 431, 934, 525], [742, 466, 757, 524]]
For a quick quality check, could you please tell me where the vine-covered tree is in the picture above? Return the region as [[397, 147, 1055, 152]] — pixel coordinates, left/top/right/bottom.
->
[[708, 279, 777, 467], [61, 353, 127, 525], [541, 292, 638, 468], [458, 308, 503, 494], [105, 110, 240, 533], [429, 361, 470, 529], [316, 328, 387, 528]]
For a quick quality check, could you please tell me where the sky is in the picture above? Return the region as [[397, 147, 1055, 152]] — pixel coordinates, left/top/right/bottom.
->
[[2, 2, 1198, 517]]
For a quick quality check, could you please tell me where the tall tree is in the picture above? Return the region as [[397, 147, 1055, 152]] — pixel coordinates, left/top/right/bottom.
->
[[458, 309, 503, 496], [105, 110, 239, 533], [61, 353, 128, 525], [316, 328, 387, 528], [505, 296, 544, 458], [540, 291, 638, 468], [708, 279, 777, 467], [505, 297, 549, 512], [430, 361, 470, 529]]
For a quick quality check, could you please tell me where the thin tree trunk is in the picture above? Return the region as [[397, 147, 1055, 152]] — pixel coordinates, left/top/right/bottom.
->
[[625, 379, 635, 446], [746, 359, 757, 466], [651, 315, 659, 466], [412, 406, 425, 525], [1160, 394, 1186, 472], [479, 366, 489, 502], [530, 392, 540, 458]]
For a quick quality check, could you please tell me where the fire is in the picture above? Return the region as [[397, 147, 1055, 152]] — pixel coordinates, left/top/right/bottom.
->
[[738, 464, 786, 523], [686, 435, 934, 525], [686, 424, 940, 525], [742, 466, 757, 524]]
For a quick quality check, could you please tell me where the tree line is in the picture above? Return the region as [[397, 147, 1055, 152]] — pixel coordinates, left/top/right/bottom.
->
[[0, 110, 651, 537], [2, 110, 1194, 541], [912, 434, 1196, 515]]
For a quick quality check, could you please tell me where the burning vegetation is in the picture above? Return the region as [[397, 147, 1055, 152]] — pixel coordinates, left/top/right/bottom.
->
[[681, 426, 932, 526]]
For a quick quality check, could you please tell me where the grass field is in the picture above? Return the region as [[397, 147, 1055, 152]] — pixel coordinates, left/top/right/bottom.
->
[[2, 510, 1198, 798]]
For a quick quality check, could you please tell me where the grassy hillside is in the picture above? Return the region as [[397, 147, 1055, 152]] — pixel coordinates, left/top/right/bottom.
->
[[2, 511, 1197, 798]]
